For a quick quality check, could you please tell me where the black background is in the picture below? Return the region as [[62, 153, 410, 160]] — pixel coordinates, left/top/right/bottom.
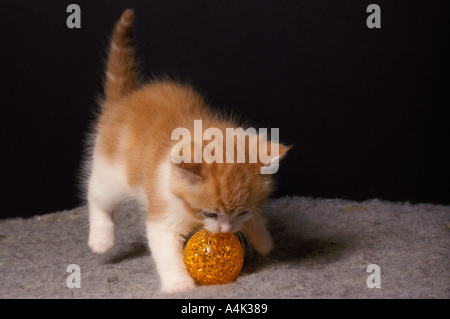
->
[[0, 0, 448, 218]]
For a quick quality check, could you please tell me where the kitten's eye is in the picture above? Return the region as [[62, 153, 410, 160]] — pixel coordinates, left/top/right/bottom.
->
[[238, 211, 249, 217], [203, 212, 218, 218]]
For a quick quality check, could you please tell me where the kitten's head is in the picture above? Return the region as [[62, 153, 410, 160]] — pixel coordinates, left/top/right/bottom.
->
[[169, 137, 289, 234]]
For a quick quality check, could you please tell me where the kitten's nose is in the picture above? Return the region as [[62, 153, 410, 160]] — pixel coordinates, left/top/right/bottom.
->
[[220, 223, 233, 234]]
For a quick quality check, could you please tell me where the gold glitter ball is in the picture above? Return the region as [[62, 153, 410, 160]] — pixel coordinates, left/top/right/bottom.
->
[[184, 229, 244, 285]]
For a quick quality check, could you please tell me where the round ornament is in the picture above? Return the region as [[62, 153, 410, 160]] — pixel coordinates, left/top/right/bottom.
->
[[184, 229, 244, 285]]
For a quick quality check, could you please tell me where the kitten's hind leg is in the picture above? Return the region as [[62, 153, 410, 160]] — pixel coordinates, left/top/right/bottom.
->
[[88, 196, 115, 254], [86, 154, 124, 254]]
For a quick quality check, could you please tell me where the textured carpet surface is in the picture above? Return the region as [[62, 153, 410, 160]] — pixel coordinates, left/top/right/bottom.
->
[[1, 197, 449, 299]]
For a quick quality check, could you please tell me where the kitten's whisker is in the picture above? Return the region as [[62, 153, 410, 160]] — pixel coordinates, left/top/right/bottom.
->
[[204, 229, 209, 243], [236, 231, 247, 257], [184, 227, 202, 247], [243, 231, 253, 259], [240, 225, 253, 259], [243, 231, 254, 259], [205, 229, 212, 244]]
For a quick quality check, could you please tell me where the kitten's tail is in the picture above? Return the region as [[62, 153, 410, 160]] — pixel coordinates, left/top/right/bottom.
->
[[104, 9, 138, 102]]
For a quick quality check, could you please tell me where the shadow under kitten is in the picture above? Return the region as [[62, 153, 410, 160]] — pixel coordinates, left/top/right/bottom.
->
[[241, 210, 355, 274]]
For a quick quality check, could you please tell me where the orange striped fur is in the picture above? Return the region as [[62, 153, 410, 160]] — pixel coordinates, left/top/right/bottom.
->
[[104, 9, 138, 102]]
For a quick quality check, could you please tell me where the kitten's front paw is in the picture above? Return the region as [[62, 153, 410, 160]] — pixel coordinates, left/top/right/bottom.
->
[[161, 276, 196, 294], [254, 235, 273, 256]]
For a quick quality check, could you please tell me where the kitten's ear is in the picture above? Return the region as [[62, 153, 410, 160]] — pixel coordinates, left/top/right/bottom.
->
[[257, 140, 291, 174], [172, 162, 203, 184], [260, 142, 291, 166]]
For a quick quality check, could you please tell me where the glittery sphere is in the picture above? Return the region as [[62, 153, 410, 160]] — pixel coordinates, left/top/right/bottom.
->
[[184, 229, 244, 285]]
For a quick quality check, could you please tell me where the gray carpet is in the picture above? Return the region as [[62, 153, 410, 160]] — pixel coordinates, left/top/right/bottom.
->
[[1, 196, 449, 299]]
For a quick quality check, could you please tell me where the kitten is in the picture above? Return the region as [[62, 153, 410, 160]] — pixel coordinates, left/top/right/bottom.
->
[[86, 9, 289, 293]]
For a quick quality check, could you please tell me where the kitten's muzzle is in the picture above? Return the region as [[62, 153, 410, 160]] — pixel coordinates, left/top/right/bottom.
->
[[219, 223, 233, 234]]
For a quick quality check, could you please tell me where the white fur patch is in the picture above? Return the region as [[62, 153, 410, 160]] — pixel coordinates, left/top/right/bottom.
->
[[87, 139, 147, 254], [145, 158, 197, 292]]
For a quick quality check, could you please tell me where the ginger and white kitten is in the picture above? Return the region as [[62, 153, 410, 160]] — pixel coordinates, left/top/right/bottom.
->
[[86, 9, 289, 293]]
